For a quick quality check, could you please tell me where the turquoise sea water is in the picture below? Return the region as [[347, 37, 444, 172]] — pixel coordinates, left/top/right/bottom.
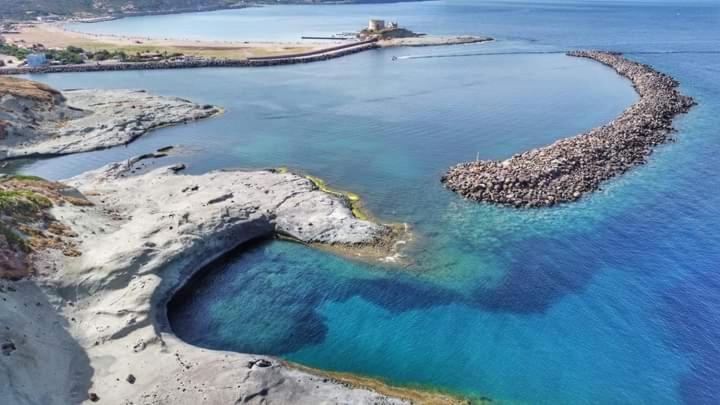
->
[[8, 1, 720, 403]]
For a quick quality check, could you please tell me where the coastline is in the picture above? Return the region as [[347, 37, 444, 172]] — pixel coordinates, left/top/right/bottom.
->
[[287, 362, 474, 405], [0, 42, 379, 75], [1, 21, 332, 59], [0, 1, 254, 22], [442, 51, 696, 208], [0, 21, 491, 75], [0, 151, 471, 404], [0, 78, 222, 160]]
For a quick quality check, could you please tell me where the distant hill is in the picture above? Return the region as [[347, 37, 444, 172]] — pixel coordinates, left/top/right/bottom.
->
[[0, 0, 423, 21]]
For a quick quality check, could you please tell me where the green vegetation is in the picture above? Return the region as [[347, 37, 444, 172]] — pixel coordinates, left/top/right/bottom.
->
[[0, 44, 94, 64], [0, 222, 28, 252], [1, 176, 53, 218], [44, 46, 85, 64], [304, 175, 370, 221], [0, 45, 127, 65], [0, 43, 30, 60], [0, 182, 52, 253], [87, 49, 127, 61], [1, 175, 45, 183], [0, 0, 244, 19], [0, 1, 398, 20], [0, 189, 52, 217]]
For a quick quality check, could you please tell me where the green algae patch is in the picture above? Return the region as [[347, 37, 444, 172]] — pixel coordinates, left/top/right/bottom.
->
[[352, 205, 369, 221], [304, 175, 371, 221], [286, 361, 477, 405]]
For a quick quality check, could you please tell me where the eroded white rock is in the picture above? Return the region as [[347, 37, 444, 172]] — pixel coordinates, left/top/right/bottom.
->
[[1, 156, 406, 405]]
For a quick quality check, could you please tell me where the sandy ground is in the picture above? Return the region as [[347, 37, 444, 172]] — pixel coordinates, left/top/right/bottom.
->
[[3, 23, 493, 61], [3, 23, 339, 59]]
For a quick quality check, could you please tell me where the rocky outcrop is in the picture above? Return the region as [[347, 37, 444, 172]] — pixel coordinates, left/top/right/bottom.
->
[[442, 51, 696, 207], [0, 77, 220, 160], [0, 153, 447, 405], [0, 175, 89, 279], [0, 77, 81, 142]]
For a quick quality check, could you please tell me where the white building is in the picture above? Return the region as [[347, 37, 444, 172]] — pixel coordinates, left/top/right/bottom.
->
[[27, 53, 47, 68], [368, 19, 385, 32]]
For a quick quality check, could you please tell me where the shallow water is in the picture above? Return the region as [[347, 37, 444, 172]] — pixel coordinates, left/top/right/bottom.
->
[[10, 1, 720, 403]]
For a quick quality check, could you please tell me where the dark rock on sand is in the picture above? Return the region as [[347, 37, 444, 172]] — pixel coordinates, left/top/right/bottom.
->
[[1, 341, 16, 356]]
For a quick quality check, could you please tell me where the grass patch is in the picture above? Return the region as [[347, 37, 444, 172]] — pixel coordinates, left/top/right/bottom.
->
[[0, 222, 28, 252], [1, 175, 46, 183], [288, 362, 474, 405], [0, 189, 53, 217]]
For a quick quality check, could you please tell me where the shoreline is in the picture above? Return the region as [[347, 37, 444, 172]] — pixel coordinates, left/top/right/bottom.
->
[[288, 362, 474, 405], [0, 41, 379, 74], [1, 151, 472, 404], [159, 233, 460, 405], [0, 78, 223, 160], [442, 51, 696, 208], [0, 21, 491, 75], [1, 2, 254, 22], [1, 21, 337, 63]]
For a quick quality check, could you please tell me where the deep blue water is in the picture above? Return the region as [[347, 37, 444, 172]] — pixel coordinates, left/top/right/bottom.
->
[[8, 1, 720, 403]]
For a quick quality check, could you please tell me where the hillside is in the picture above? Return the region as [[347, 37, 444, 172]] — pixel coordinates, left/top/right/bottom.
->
[[1, 0, 423, 20], [1, 0, 243, 19]]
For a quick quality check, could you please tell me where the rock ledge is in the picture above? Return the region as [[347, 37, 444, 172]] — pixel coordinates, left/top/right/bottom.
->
[[2, 153, 459, 405], [1, 76, 221, 160]]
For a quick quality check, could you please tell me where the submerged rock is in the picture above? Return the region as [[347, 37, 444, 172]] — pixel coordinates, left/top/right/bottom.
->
[[442, 51, 696, 207]]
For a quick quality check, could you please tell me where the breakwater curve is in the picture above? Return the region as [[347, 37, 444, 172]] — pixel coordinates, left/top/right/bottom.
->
[[441, 50, 696, 208]]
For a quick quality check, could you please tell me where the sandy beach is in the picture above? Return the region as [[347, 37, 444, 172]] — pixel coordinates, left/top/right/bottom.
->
[[3, 22, 335, 59]]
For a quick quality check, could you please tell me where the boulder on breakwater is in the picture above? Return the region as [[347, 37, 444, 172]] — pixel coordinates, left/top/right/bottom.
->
[[441, 50, 696, 208]]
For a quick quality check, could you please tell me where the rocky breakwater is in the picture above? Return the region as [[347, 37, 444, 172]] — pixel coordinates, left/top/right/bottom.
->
[[0, 152, 464, 404], [0, 76, 220, 160], [442, 51, 696, 208]]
